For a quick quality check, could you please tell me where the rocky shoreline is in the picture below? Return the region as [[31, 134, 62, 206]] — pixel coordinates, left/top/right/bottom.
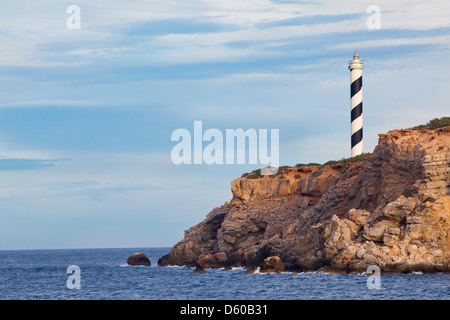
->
[[158, 127, 450, 274]]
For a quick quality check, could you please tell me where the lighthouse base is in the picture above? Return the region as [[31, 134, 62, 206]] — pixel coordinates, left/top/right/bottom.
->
[[351, 141, 363, 157]]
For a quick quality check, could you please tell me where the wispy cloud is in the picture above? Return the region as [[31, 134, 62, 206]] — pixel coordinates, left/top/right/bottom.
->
[[0, 157, 63, 171], [0, 100, 94, 108], [1, 1, 448, 68]]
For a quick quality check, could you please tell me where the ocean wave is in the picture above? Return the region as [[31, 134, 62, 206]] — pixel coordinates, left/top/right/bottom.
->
[[251, 267, 262, 274], [164, 265, 188, 269], [230, 267, 245, 271]]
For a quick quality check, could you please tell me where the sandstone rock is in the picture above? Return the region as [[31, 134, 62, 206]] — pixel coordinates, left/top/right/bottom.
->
[[260, 256, 285, 273], [324, 215, 356, 249], [230, 179, 293, 204], [127, 252, 151, 266], [348, 208, 371, 225], [381, 196, 417, 222], [196, 252, 227, 268], [297, 197, 310, 209], [363, 222, 387, 242], [158, 204, 230, 267], [344, 219, 359, 235], [332, 245, 359, 266], [383, 227, 401, 246]]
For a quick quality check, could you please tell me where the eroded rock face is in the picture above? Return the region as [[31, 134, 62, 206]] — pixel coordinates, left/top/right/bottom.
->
[[326, 195, 450, 273], [158, 127, 450, 273]]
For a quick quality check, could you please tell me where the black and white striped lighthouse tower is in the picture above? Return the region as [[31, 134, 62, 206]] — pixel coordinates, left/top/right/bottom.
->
[[348, 51, 364, 157]]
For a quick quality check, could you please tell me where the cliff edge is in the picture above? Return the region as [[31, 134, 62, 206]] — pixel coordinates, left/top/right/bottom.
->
[[158, 126, 450, 273]]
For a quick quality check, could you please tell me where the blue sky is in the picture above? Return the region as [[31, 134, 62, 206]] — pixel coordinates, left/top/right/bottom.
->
[[0, 0, 449, 249]]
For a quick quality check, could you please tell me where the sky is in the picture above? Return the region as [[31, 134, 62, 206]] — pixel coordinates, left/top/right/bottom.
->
[[0, 0, 449, 250]]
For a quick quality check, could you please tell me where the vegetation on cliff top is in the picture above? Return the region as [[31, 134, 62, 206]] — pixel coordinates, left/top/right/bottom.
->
[[295, 162, 321, 167], [241, 153, 373, 179], [323, 152, 372, 166], [409, 117, 450, 130], [241, 117, 448, 179]]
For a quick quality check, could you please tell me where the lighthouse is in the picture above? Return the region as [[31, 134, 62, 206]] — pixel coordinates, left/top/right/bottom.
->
[[348, 51, 364, 157]]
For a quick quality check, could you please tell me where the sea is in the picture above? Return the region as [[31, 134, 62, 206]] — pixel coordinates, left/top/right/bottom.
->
[[0, 247, 448, 300]]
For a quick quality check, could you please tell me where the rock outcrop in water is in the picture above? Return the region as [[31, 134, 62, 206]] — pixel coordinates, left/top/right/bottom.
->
[[127, 252, 151, 266], [158, 126, 450, 273]]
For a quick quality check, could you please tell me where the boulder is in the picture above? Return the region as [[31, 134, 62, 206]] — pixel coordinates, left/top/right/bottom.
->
[[260, 256, 285, 273], [127, 252, 151, 266], [383, 227, 401, 246], [193, 264, 207, 273], [363, 221, 387, 242], [348, 208, 371, 225], [196, 252, 227, 268], [381, 196, 417, 222]]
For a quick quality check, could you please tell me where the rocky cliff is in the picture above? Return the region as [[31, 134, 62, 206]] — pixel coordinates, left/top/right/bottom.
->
[[158, 127, 450, 273]]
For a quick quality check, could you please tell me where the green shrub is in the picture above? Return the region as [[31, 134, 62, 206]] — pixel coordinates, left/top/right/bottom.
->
[[246, 168, 262, 179], [323, 153, 372, 166], [403, 189, 413, 198], [277, 166, 290, 175], [296, 162, 321, 167], [423, 196, 436, 203], [310, 167, 324, 178], [324, 160, 339, 166], [411, 117, 450, 130], [294, 174, 301, 179]]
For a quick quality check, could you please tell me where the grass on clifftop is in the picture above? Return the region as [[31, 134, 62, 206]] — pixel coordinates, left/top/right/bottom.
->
[[409, 117, 450, 130], [323, 152, 372, 166], [241, 153, 373, 179], [295, 162, 321, 167]]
